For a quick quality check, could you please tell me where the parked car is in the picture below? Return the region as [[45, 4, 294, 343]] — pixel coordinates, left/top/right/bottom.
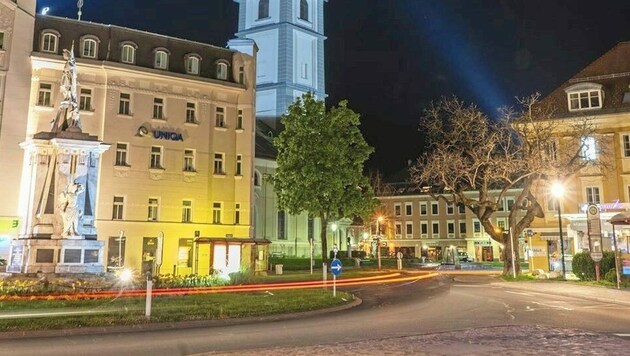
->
[[458, 252, 471, 262]]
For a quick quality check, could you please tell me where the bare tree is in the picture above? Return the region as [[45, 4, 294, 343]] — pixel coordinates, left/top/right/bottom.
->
[[410, 94, 606, 276]]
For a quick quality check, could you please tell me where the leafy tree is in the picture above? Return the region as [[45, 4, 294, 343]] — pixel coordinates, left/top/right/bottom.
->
[[271, 93, 377, 262], [410, 94, 606, 276]]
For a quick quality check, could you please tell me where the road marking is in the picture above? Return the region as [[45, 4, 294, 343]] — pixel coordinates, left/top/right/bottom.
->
[[531, 301, 573, 311], [614, 334, 630, 337], [504, 290, 534, 296], [452, 284, 485, 287]]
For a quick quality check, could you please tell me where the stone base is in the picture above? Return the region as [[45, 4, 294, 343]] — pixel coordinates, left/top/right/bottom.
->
[[7, 238, 105, 274]]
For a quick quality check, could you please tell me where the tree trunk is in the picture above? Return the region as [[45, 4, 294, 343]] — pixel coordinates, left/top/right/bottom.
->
[[320, 214, 329, 264], [501, 231, 521, 276]]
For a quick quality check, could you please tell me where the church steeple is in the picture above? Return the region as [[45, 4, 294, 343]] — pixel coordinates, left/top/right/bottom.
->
[[233, 0, 328, 128]]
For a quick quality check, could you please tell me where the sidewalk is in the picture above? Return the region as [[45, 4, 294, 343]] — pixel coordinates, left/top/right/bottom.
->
[[490, 279, 630, 306]]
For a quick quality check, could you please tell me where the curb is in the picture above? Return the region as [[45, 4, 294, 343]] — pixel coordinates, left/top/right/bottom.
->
[[491, 281, 630, 307], [0, 295, 363, 341]]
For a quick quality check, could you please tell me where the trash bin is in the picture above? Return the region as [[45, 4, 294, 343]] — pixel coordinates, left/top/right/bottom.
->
[[275, 264, 283, 275]]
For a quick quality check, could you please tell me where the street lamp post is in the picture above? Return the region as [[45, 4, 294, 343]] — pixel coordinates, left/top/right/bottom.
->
[[551, 182, 566, 279], [376, 216, 384, 271]]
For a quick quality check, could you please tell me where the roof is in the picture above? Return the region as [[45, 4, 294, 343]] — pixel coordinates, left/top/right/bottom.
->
[[540, 41, 630, 118], [255, 120, 278, 159]]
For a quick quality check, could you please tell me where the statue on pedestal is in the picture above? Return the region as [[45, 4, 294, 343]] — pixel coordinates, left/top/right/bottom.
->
[[58, 178, 84, 237], [51, 43, 81, 132]]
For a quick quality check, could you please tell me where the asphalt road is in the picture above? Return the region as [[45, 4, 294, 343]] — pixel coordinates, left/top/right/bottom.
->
[[2, 274, 629, 355]]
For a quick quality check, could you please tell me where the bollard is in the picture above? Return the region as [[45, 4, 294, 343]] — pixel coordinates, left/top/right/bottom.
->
[[322, 262, 327, 289], [145, 272, 152, 319]]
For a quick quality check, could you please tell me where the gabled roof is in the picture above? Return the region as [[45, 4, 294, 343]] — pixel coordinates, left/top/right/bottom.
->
[[255, 120, 278, 159], [541, 41, 630, 118]]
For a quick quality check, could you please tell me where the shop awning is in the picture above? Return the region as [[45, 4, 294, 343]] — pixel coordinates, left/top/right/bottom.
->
[[194, 237, 271, 245], [609, 212, 630, 226]]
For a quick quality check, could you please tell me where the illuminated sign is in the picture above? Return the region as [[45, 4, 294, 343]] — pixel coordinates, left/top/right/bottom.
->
[[138, 126, 184, 141]]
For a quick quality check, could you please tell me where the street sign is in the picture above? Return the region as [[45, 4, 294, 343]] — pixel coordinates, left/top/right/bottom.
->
[[331, 258, 342, 276], [591, 252, 603, 262]]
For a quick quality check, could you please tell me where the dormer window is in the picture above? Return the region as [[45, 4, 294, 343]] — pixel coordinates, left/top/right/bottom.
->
[[216, 61, 229, 80], [154, 49, 169, 70], [565, 83, 603, 111], [81, 36, 99, 58], [258, 0, 269, 19], [299, 0, 309, 21], [185, 54, 200, 75], [41, 31, 59, 53], [121, 42, 137, 64]]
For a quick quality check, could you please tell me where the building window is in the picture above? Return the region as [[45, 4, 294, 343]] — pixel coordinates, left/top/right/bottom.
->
[[186, 56, 200, 75], [406, 222, 413, 237], [432, 222, 439, 236], [421, 222, 428, 236], [581, 136, 597, 160], [258, 0, 269, 19], [215, 107, 225, 127], [395, 222, 402, 237], [119, 93, 131, 115], [182, 200, 192, 223], [623, 135, 630, 157], [568, 90, 602, 111], [459, 222, 467, 235], [405, 203, 412, 216], [235, 203, 241, 225], [238, 66, 244, 83], [254, 170, 261, 187], [277, 210, 286, 240], [37, 83, 52, 106], [299, 0, 309, 21], [150, 146, 163, 169], [431, 202, 439, 215], [121, 44, 135, 64], [214, 153, 224, 174], [236, 109, 243, 129], [153, 97, 165, 119], [458, 204, 466, 214], [307, 215, 314, 240], [79, 88, 92, 111], [506, 198, 515, 210], [586, 186, 601, 204], [178, 238, 193, 267], [186, 102, 196, 123], [498, 198, 505, 212], [82, 38, 97, 58], [115, 143, 128, 166], [148, 198, 159, 221], [183, 149, 195, 172], [212, 202, 222, 224], [112, 196, 124, 220], [473, 220, 481, 234], [0, 32, 4, 50], [447, 221, 455, 236], [394, 204, 401, 216], [154, 50, 169, 69], [216, 62, 228, 80], [41, 32, 58, 53], [447, 203, 454, 215], [420, 202, 427, 215], [236, 155, 243, 176]]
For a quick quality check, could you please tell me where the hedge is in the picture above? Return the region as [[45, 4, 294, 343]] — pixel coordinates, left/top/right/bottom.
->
[[572, 251, 617, 281]]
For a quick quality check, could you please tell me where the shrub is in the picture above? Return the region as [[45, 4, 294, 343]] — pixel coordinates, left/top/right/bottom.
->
[[572, 252, 595, 280]]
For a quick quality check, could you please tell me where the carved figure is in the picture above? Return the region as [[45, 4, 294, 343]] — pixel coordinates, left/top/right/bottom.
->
[[58, 180, 84, 237], [51, 44, 81, 131]]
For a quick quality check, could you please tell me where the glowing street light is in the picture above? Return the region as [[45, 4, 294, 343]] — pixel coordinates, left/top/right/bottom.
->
[[551, 181, 566, 279]]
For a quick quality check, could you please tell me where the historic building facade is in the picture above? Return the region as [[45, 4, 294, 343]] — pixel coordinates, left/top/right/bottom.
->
[[2, 10, 263, 275]]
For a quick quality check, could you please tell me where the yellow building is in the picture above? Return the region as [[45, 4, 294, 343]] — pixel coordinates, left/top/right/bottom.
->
[[5, 12, 264, 276]]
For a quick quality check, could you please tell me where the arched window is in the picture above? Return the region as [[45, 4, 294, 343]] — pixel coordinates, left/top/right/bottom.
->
[[186, 55, 200, 75], [41, 31, 59, 53], [154, 49, 169, 70], [216, 62, 228, 80], [81, 38, 98, 58], [254, 170, 261, 187], [258, 0, 269, 19], [299, 0, 309, 21], [121, 43, 136, 64]]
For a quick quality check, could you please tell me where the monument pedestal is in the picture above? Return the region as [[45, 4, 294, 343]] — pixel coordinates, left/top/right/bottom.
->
[[7, 238, 105, 274]]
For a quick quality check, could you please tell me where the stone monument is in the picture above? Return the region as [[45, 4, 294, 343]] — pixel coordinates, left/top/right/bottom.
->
[[7, 45, 110, 274]]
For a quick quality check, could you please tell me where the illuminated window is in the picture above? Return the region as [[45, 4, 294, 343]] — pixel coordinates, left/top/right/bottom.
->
[[186, 102, 196, 123], [41, 31, 58, 53], [214, 153, 224, 174], [215, 107, 225, 127], [182, 201, 192, 223], [183, 149, 195, 172], [37, 83, 52, 106], [154, 50, 169, 69], [586, 186, 601, 204], [623, 134, 630, 157], [112, 196, 124, 220], [473, 220, 481, 234], [580, 136, 597, 160], [153, 97, 165, 119], [119, 93, 131, 115], [217, 62, 228, 80], [236, 154, 243, 176], [258, 0, 269, 19], [115, 143, 128, 166], [79, 88, 92, 111], [150, 146, 163, 169], [299, 0, 309, 21], [148, 198, 159, 221], [568, 90, 602, 111], [121, 44, 136, 64], [212, 202, 222, 224], [82, 38, 97, 58], [186, 55, 200, 75]]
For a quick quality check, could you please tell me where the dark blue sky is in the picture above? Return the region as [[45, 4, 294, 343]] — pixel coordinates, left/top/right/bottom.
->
[[42, 0, 630, 176]]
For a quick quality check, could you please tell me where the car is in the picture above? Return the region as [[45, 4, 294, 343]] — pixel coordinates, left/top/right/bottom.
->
[[458, 252, 471, 262]]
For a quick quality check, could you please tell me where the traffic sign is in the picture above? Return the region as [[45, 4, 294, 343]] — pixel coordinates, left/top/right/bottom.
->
[[331, 258, 343, 276]]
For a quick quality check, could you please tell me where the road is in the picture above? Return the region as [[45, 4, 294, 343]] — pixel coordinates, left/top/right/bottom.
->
[[1, 274, 629, 355]]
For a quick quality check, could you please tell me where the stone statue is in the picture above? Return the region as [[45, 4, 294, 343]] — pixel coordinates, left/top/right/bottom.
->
[[51, 44, 81, 132], [58, 179, 84, 237]]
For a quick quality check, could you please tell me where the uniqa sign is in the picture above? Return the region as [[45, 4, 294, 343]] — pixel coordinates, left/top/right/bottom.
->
[[138, 126, 184, 141]]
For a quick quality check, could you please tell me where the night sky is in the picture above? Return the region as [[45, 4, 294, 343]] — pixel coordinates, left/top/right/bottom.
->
[[41, 0, 630, 176]]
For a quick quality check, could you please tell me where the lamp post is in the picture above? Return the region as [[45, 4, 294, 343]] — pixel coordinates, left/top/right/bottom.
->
[[551, 182, 566, 279], [376, 216, 384, 270]]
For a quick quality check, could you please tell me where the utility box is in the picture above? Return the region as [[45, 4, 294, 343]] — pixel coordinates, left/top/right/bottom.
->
[[275, 264, 283, 275]]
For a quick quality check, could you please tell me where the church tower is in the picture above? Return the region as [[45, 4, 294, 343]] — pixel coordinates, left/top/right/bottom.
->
[[234, 0, 328, 127]]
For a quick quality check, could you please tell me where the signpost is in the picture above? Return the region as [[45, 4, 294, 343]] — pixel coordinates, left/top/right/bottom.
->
[[331, 245, 342, 297], [587, 204, 603, 281]]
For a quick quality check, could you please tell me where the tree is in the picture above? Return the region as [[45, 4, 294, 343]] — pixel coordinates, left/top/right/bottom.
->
[[271, 93, 377, 262], [409, 94, 607, 276]]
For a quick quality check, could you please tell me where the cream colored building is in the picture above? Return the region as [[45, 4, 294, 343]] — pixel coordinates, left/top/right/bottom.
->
[[3, 11, 264, 276]]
